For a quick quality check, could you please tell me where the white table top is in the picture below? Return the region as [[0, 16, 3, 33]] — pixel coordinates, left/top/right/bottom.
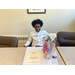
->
[[0, 47, 64, 65], [57, 47, 75, 65], [23, 47, 64, 65]]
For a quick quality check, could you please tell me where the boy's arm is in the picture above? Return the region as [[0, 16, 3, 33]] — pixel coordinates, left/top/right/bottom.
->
[[24, 33, 32, 47]]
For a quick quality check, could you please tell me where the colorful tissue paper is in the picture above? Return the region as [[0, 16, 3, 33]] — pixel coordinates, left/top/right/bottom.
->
[[43, 41, 50, 56]]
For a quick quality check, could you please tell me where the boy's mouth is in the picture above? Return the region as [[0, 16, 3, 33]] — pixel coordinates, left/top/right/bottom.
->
[[36, 30, 40, 32]]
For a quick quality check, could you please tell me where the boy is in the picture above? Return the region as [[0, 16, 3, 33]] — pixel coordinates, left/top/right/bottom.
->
[[24, 19, 55, 47]]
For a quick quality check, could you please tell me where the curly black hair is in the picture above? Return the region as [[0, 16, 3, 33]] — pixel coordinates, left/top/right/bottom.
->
[[31, 19, 43, 27]]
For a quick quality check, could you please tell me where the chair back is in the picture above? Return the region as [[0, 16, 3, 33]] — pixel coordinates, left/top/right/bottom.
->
[[0, 36, 18, 47], [56, 32, 75, 46]]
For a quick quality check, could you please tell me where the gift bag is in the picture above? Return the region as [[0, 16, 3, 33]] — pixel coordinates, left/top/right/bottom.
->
[[42, 33, 56, 59]]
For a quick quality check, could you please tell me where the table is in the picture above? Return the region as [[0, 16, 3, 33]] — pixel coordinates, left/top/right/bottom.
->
[[0, 47, 26, 65], [0, 47, 64, 65], [57, 47, 75, 65]]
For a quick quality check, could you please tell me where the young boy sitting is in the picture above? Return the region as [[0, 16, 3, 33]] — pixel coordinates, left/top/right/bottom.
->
[[24, 19, 55, 47]]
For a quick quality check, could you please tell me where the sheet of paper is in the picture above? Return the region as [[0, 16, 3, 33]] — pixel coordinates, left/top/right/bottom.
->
[[26, 51, 41, 64]]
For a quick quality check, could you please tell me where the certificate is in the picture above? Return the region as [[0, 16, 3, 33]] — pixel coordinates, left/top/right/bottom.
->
[[26, 51, 41, 64]]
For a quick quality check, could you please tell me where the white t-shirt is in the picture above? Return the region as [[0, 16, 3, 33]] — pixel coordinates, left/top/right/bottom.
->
[[25, 30, 49, 47]]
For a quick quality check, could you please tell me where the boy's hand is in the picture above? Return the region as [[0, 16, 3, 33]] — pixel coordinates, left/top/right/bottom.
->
[[24, 45, 26, 47]]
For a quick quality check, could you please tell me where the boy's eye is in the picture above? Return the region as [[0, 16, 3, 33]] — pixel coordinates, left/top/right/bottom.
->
[[35, 26, 41, 28]]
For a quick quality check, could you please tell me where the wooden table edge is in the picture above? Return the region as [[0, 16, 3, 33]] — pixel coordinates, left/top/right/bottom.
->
[[56, 47, 67, 65]]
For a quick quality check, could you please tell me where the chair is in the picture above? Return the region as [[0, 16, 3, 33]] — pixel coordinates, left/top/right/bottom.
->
[[0, 36, 18, 47], [56, 32, 75, 46]]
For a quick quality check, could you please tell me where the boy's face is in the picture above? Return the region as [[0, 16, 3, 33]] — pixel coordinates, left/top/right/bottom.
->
[[34, 24, 41, 32]]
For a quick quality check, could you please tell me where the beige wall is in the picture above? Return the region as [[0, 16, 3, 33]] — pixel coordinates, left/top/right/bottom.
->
[[0, 9, 75, 35]]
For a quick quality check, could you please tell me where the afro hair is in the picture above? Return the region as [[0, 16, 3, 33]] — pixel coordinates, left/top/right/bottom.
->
[[31, 19, 43, 27]]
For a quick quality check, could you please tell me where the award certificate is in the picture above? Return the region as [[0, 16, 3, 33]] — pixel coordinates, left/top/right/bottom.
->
[[26, 51, 41, 64]]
